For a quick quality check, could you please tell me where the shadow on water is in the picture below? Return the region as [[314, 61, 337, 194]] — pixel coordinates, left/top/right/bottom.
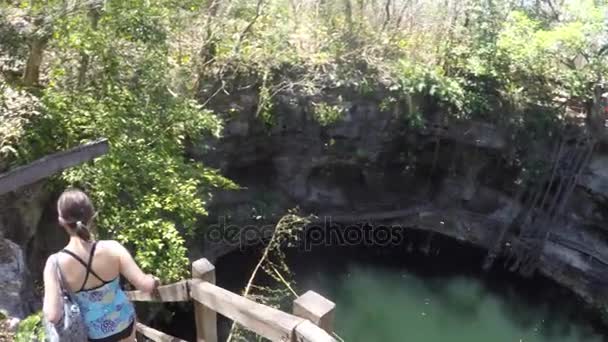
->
[[151, 228, 607, 342]]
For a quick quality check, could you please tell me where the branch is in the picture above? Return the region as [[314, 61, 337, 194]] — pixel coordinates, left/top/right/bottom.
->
[[32, 0, 104, 37], [233, 0, 265, 54], [382, 0, 391, 30], [394, 0, 409, 29], [77, 3, 101, 88], [344, 0, 353, 32], [225, 218, 278, 342], [225, 214, 309, 342], [544, 0, 560, 21]]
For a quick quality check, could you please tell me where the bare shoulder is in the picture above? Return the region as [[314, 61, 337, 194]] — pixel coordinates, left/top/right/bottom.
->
[[44, 254, 55, 269], [43, 254, 57, 276], [97, 240, 127, 255]]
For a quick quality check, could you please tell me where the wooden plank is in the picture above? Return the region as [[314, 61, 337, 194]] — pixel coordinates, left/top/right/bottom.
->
[[192, 258, 218, 342], [126, 279, 190, 302], [0, 139, 109, 195], [190, 281, 304, 342], [293, 291, 335, 333], [135, 322, 187, 342], [294, 320, 338, 342]]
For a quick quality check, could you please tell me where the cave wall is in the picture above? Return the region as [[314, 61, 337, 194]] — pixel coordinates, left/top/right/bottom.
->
[[193, 89, 608, 308], [193, 90, 525, 219]]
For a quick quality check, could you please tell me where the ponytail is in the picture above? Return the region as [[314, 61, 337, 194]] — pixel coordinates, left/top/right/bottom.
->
[[75, 221, 92, 242]]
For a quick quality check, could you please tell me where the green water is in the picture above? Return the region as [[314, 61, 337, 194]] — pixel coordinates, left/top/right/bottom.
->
[[215, 237, 607, 342], [326, 266, 603, 342]]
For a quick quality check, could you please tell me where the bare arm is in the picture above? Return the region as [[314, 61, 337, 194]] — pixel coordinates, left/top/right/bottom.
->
[[42, 256, 62, 324], [110, 241, 159, 293]]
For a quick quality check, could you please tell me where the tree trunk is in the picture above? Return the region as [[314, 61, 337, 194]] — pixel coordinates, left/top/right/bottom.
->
[[344, 0, 353, 32], [588, 85, 607, 141], [22, 38, 46, 87], [77, 6, 101, 88]]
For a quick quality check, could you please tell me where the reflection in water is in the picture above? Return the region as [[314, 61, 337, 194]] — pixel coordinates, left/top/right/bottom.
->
[[327, 266, 602, 342]]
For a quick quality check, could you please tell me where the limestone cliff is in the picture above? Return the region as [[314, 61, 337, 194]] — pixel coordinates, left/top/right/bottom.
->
[[194, 90, 608, 310]]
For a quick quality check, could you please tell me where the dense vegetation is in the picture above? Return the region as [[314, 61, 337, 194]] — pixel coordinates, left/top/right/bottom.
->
[[1, 0, 607, 284]]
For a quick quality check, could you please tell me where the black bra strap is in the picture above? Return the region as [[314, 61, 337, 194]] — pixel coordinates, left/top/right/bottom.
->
[[80, 241, 98, 290], [60, 248, 88, 268], [60, 242, 107, 290]]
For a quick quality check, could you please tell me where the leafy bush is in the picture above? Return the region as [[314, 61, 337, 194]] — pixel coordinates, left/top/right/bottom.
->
[[313, 101, 344, 126], [15, 312, 44, 342]]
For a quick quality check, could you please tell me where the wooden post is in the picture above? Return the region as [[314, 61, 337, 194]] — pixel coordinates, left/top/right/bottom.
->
[[293, 290, 335, 333], [192, 258, 218, 342]]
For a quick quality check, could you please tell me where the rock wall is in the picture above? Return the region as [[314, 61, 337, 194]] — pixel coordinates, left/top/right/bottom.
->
[[195, 91, 608, 309], [0, 238, 36, 319], [0, 182, 53, 319]]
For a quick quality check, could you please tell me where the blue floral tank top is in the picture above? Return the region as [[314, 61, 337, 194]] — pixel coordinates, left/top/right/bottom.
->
[[60, 242, 135, 340], [73, 277, 135, 339]]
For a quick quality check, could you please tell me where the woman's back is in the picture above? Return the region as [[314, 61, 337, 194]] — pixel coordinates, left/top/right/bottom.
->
[[57, 240, 121, 293], [43, 188, 160, 342], [55, 240, 136, 341]]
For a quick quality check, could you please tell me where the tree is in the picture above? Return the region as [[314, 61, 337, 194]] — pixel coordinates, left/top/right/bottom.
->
[[17, 0, 235, 281]]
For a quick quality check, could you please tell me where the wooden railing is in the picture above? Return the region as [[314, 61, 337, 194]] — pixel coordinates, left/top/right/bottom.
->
[[126, 258, 338, 342], [0, 139, 109, 195]]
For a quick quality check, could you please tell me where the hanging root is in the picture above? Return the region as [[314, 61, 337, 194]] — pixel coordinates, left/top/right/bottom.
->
[[505, 133, 596, 276]]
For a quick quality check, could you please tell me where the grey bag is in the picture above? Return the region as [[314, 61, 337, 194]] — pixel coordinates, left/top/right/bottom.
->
[[43, 254, 88, 342]]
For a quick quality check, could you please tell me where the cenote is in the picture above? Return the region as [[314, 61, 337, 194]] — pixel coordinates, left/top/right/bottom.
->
[[155, 229, 607, 342]]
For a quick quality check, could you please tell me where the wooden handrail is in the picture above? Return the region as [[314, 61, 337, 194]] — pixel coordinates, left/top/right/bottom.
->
[[125, 258, 337, 342], [135, 323, 187, 342], [190, 281, 304, 341], [0, 138, 110, 195], [126, 279, 190, 302]]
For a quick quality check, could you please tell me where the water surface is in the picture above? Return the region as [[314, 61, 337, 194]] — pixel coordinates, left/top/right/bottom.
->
[[283, 233, 606, 342], [214, 232, 606, 342], [323, 266, 602, 342]]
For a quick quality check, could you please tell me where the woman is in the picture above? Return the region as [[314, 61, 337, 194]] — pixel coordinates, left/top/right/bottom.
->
[[43, 189, 160, 341]]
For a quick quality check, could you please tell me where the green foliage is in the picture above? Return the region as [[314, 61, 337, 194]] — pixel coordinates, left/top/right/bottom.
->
[[176, 1, 603, 143], [0, 8, 28, 66], [391, 60, 467, 116], [496, 6, 607, 102], [313, 101, 344, 126], [0, 80, 41, 170], [15, 0, 235, 282], [15, 312, 45, 342], [257, 69, 276, 128]]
